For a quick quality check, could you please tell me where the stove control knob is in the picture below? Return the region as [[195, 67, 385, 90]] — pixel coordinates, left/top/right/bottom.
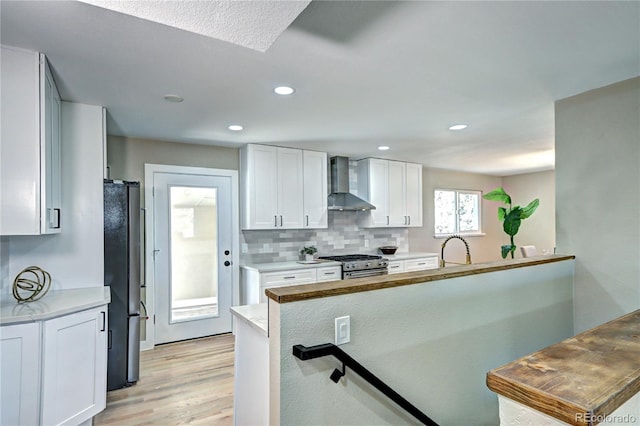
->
[[344, 263, 352, 270], [379, 260, 388, 267], [365, 262, 372, 268]]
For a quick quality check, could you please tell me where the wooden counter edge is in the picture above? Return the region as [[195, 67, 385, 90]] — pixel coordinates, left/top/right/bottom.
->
[[265, 254, 575, 304], [487, 309, 640, 425], [486, 371, 589, 425]]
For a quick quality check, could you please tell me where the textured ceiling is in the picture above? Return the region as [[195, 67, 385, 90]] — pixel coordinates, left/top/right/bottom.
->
[[1, 1, 639, 176], [77, 0, 311, 52]]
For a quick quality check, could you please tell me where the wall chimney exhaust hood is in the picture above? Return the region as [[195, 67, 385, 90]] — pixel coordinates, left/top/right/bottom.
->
[[327, 156, 376, 211]]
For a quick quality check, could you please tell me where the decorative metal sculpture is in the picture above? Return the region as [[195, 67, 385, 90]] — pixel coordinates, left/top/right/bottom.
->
[[12, 266, 51, 302]]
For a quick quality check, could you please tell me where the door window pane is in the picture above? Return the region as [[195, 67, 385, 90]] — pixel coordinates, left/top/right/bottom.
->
[[169, 186, 218, 322]]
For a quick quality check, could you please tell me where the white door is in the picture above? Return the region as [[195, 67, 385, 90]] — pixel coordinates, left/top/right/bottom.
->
[[153, 171, 234, 344]]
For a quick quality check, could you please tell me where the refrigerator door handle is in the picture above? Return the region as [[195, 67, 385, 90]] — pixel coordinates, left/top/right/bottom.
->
[[100, 311, 106, 331]]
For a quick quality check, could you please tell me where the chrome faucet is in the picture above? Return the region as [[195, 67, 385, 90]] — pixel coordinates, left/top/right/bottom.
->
[[440, 235, 472, 267]]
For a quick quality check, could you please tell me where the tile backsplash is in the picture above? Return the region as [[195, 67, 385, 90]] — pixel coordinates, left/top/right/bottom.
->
[[240, 211, 408, 264]]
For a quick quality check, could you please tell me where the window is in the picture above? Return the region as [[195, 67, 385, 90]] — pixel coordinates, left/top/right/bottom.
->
[[434, 189, 482, 236]]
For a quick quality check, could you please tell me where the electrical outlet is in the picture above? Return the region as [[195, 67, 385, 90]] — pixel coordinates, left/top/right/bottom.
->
[[335, 316, 350, 345], [364, 239, 369, 248], [241, 243, 248, 253]]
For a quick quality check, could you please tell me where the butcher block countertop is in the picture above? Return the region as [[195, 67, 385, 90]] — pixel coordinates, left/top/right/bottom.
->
[[266, 254, 574, 303], [487, 309, 640, 425]]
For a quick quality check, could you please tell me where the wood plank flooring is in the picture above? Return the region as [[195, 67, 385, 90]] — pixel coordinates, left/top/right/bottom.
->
[[94, 333, 234, 425]]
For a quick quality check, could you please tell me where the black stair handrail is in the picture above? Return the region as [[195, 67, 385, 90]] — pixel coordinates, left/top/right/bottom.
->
[[292, 343, 439, 426]]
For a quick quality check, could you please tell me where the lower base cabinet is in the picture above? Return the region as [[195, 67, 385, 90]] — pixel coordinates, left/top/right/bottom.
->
[[0, 322, 41, 426], [387, 257, 439, 274], [0, 306, 108, 426]]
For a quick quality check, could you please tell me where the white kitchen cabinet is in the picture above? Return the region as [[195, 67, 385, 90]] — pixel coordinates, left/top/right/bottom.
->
[[357, 158, 423, 228], [302, 150, 328, 228], [277, 147, 304, 228], [41, 306, 108, 426], [405, 257, 438, 271], [387, 260, 405, 274], [241, 144, 304, 229], [0, 322, 41, 426], [387, 256, 438, 274], [316, 266, 341, 282], [240, 263, 342, 304], [404, 162, 423, 227], [1, 46, 62, 235]]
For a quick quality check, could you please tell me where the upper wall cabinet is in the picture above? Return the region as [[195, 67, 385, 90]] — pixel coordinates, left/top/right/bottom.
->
[[1, 46, 62, 235], [357, 158, 423, 228], [302, 150, 328, 228], [241, 144, 328, 230]]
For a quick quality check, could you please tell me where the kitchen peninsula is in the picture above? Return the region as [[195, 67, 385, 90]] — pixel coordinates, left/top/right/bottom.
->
[[233, 254, 576, 425]]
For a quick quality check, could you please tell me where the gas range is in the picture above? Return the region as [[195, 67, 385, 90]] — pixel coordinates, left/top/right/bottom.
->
[[317, 254, 388, 279]]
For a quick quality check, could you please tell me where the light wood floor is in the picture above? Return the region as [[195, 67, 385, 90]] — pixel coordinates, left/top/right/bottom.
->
[[94, 333, 234, 425]]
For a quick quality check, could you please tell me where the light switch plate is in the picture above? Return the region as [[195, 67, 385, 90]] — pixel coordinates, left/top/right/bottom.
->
[[335, 316, 350, 345]]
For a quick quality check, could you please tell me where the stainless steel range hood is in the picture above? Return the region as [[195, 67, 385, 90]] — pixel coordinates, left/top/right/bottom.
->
[[327, 156, 376, 211]]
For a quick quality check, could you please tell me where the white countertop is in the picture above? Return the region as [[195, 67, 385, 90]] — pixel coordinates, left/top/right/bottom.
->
[[0, 286, 111, 325], [382, 252, 439, 261], [231, 303, 268, 336], [241, 259, 341, 273]]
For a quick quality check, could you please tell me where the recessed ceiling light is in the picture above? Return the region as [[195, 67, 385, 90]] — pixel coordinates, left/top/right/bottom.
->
[[163, 94, 184, 103], [378, 146, 390, 151], [228, 125, 243, 131], [449, 124, 468, 131], [274, 86, 295, 95]]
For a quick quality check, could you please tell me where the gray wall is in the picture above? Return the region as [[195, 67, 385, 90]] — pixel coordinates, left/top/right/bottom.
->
[[107, 135, 240, 182], [271, 259, 575, 425], [409, 168, 505, 264], [556, 77, 640, 332]]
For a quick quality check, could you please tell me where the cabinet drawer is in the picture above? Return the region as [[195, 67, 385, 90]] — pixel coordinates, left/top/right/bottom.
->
[[387, 260, 405, 274], [260, 269, 317, 287], [405, 257, 438, 271], [316, 266, 341, 282]]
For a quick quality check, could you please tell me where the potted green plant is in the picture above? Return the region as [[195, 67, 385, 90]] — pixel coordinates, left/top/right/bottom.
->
[[300, 246, 318, 261], [483, 187, 539, 259]]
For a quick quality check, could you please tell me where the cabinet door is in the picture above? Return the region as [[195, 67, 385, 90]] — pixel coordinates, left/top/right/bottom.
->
[[41, 306, 108, 426], [0, 46, 41, 235], [366, 158, 390, 227], [0, 322, 41, 426], [303, 150, 328, 228], [405, 162, 423, 227], [277, 147, 304, 229], [387, 260, 405, 274], [41, 55, 62, 234], [244, 145, 278, 229], [387, 161, 407, 227]]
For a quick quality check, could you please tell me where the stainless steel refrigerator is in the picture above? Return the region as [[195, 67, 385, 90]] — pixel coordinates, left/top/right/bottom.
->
[[104, 180, 141, 391]]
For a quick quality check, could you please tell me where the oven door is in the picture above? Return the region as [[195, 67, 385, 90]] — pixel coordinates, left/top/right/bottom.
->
[[343, 268, 388, 279]]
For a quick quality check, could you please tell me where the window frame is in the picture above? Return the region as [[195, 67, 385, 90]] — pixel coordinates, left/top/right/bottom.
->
[[433, 188, 484, 238]]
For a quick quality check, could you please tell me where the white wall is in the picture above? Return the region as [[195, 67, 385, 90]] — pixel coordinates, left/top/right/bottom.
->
[[556, 77, 640, 333], [503, 170, 556, 256], [270, 259, 575, 425], [4, 102, 105, 292]]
